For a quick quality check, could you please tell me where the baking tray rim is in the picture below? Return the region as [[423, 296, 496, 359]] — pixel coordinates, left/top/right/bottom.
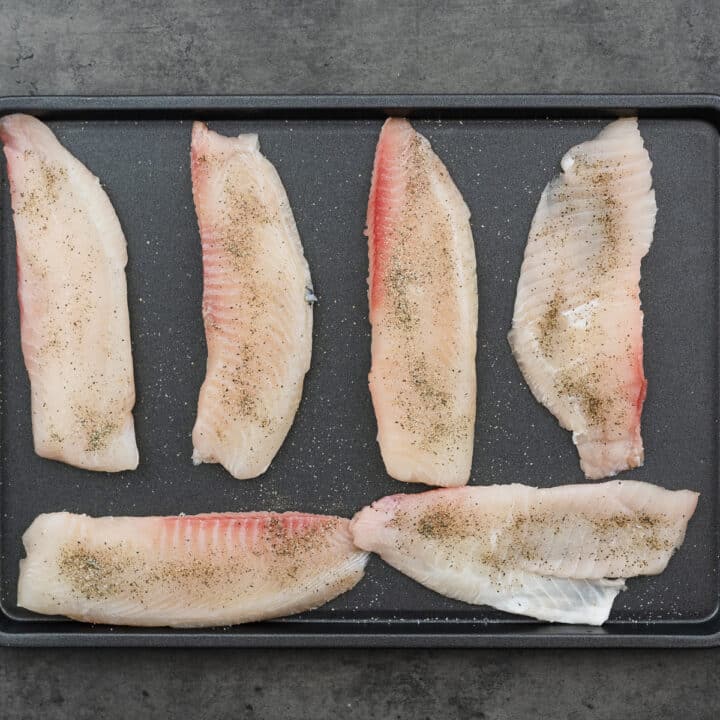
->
[[0, 92, 718, 648]]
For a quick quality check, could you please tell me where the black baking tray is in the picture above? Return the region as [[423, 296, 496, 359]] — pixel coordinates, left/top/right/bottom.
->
[[0, 95, 718, 648]]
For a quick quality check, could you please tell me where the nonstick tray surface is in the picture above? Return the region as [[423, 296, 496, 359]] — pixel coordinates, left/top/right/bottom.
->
[[0, 95, 718, 646]]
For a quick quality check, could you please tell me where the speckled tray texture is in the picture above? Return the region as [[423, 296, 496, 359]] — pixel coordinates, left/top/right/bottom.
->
[[0, 95, 718, 646]]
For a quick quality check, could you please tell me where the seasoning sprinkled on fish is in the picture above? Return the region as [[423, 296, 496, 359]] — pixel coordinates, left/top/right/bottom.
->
[[509, 118, 656, 479], [366, 118, 478, 487], [18, 510, 367, 627], [0, 114, 138, 471], [190, 122, 313, 479], [351, 480, 697, 625]]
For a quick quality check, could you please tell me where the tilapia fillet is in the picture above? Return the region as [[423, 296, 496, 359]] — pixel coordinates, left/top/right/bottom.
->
[[0, 114, 138, 471], [509, 118, 656, 480], [191, 122, 313, 479], [351, 481, 697, 625], [367, 118, 478, 487], [18, 511, 368, 627]]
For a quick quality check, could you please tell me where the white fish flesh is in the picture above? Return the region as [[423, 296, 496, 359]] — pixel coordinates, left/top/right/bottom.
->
[[508, 118, 656, 480], [18, 510, 367, 627], [190, 122, 313, 479], [366, 118, 478, 487], [351, 481, 697, 625], [0, 114, 138, 471]]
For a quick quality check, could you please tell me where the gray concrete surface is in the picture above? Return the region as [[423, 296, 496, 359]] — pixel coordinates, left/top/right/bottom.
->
[[0, 648, 717, 719], [1, 0, 719, 95], [1, 1, 719, 718]]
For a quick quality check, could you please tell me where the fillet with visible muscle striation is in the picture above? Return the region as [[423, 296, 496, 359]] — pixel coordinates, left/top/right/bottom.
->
[[191, 122, 313, 479], [0, 114, 138, 471], [351, 481, 697, 625], [366, 118, 478, 487], [508, 118, 656, 479], [18, 510, 368, 627]]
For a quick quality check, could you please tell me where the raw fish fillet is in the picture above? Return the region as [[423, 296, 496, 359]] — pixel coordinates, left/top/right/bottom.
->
[[509, 118, 656, 479], [351, 481, 697, 625], [0, 114, 138, 471], [191, 122, 313, 479], [18, 510, 367, 627], [366, 118, 478, 487]]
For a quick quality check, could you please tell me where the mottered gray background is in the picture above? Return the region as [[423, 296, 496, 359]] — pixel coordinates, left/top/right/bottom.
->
[[1, 1, 719, 719]]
